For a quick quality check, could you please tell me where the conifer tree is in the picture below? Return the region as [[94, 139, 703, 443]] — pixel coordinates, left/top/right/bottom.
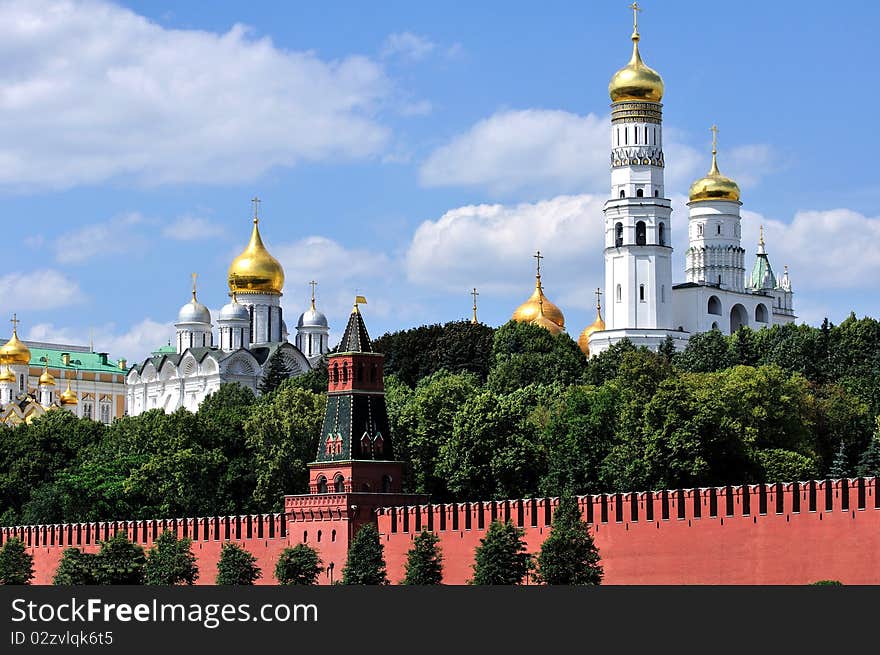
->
[[856, 422, 880, 477], [145, 530, 199, 585], [275, 544, 324, 585], [53, 548, 98, 585], [828, 441, 849, 478], [259, 349, 292, 394], [534, 497, 603, 585], [470, 520, 532, 585], [402, 530, 443, 585], [215, 542, 262, 585], [342, 524, 388, 585], [0, 537, 34, 584]]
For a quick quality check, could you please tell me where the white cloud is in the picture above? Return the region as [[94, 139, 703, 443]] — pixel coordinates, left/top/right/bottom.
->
[[162, 215, 225, 241], [25, 317, 173, 362], [381, 32, 436, 61], [54, 212, 145, 264], [0, 0, 391, 190], [405, 194, 605, 310], [0, 269, 85, 314]]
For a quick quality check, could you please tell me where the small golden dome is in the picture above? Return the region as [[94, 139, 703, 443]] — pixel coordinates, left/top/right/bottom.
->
[[0, 328, 31, 366], [0, 365, 14, 383], [227, 218, 285, 295], [689, 128, 741, 203], [609, 30, 664, 103], [513, 276, 565, 329], [59, 381, 78, 406], [578, 306, 606, 357], [39, 366, 55, 386]]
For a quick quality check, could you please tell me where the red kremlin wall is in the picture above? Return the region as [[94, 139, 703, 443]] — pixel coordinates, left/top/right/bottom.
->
[[3, 477, 879, 585]]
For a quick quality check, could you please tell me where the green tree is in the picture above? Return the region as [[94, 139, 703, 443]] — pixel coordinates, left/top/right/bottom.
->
[[534, 497, 602, 585], [583, 338, 637, 386], [53, 548, 98, 585], [675, 328, 736, 373], [470, 520, 532, 585], [342, 524, 388, 585], [144, 531, 199, 585], [757, 449, 819, 483], [259, 349, 292, 394], [828, 441, 849, 478], [215, 542, 262, 585], [286, 360, 329, 394], [402, 530, 443, 585], [274, 544, 324, 585], [856, 418, 880, 477], [94, 532, 146, 585], [0, 537, 34, 584], [244, 381, 325, 508]]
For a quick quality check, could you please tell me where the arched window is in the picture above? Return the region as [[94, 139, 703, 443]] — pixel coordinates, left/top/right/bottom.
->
[[654, 189, 659, 197], [636, 221, 646, 246], [316, 476, 328, 494], [711, 321, 719, 330], [717, 223, 722, 235], [332, 363, 339, 384], [342, 364, 348, 383], [615, 222, 623, 247], [616, 284, 622, 302], [698, 224, 704, 237], [333, 474, 345, 493], [730, 303, 748, 333], [331, 529, 337, 542], [361, 434, 371, 457], [755, 304, 769, 323], [658, 222, 666, 246], [639, 284, 645, 302], [636, 188, 644, 198], [708, 296, 722, 315], [317, 530, 322, 543], [619, 189, 625, 199]]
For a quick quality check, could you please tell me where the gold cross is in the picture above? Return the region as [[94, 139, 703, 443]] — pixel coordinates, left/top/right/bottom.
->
[[533, 250, 544, 277], [309, 280, 318, 304], [710, 124, 718, 155], [629, 2, 641, 31], [251, 196, 261, 222], [191, 272, 198, 300], [9, 313, 19, 333], [471, 288, 479, 324], [595, 287, 603, 310]]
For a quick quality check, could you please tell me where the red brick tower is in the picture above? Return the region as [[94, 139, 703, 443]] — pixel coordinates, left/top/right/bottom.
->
[[284, 298, 425, 578]]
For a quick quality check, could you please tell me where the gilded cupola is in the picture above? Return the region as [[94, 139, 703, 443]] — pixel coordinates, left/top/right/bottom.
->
[[689, 125, 741, 203], [608, 3, 664, 103], [59, 381, 78, 406], [0, 315, 31, 366], [39, 365, 55, 386], [512, 251, 565, 332], [578, 289, 606, 356], [227, 198, 285, 295]]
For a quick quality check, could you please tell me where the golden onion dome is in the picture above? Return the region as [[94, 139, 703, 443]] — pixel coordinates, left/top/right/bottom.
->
[[577, 304, 606, 357], [227, 218, 285, 295], [0, 329, 31, 366], [531, 301, 564, 336], [512, 276, 565, 329], [59, 381, 78, 406], [39, 366, 55, 386], [0, 365, 14, 383], [609, 28, 664, 103], [688, 141, 741, 203]]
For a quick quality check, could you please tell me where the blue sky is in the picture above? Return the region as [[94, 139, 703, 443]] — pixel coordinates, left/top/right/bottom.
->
[[1, 0, 878, 361]]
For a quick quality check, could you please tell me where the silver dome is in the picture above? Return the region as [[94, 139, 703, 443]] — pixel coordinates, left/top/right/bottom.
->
[[177, 299, 212, 325], [219, 299, 249, 322], [297, 307, 328, 329]]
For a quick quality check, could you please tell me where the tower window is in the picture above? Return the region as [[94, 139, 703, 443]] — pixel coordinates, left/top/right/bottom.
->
[[658, 222, 666, 246], [698, 224, 704, 237], [661, 285, 665, 303], [639, 284, 645, 302], [615, 222, 623, 247], [333, 474, 345, 493], [654, 189, 659, 197], [636, 188, 644, 198], [717, 224, 722, 235], [636, 221, 646, 246], [616, 284, 622, 302], [619, 189, 625, 199], [317, 476, 328, 494]]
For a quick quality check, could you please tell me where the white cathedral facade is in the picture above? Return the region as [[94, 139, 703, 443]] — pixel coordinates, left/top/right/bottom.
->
[[584, 10, 795, 356], [125, 210, 330, 415]]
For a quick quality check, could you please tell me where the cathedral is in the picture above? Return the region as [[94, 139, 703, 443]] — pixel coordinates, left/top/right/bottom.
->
[[125, 203, 330, 415], [512, 6, 796, 354]]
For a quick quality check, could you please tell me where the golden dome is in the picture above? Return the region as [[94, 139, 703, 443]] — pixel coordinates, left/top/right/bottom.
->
[[0, 328, 31, 366], [0, 365, 14, 383], [39, 366, 55, 386], [59, 381, 78, 406], [609, 28, 664, 103], [688, 133, 741, 203], [513, 276, 565, 329], [578, 303, 606, 357], [531, 301, 564, 336], [227, 218, 285, 295]]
